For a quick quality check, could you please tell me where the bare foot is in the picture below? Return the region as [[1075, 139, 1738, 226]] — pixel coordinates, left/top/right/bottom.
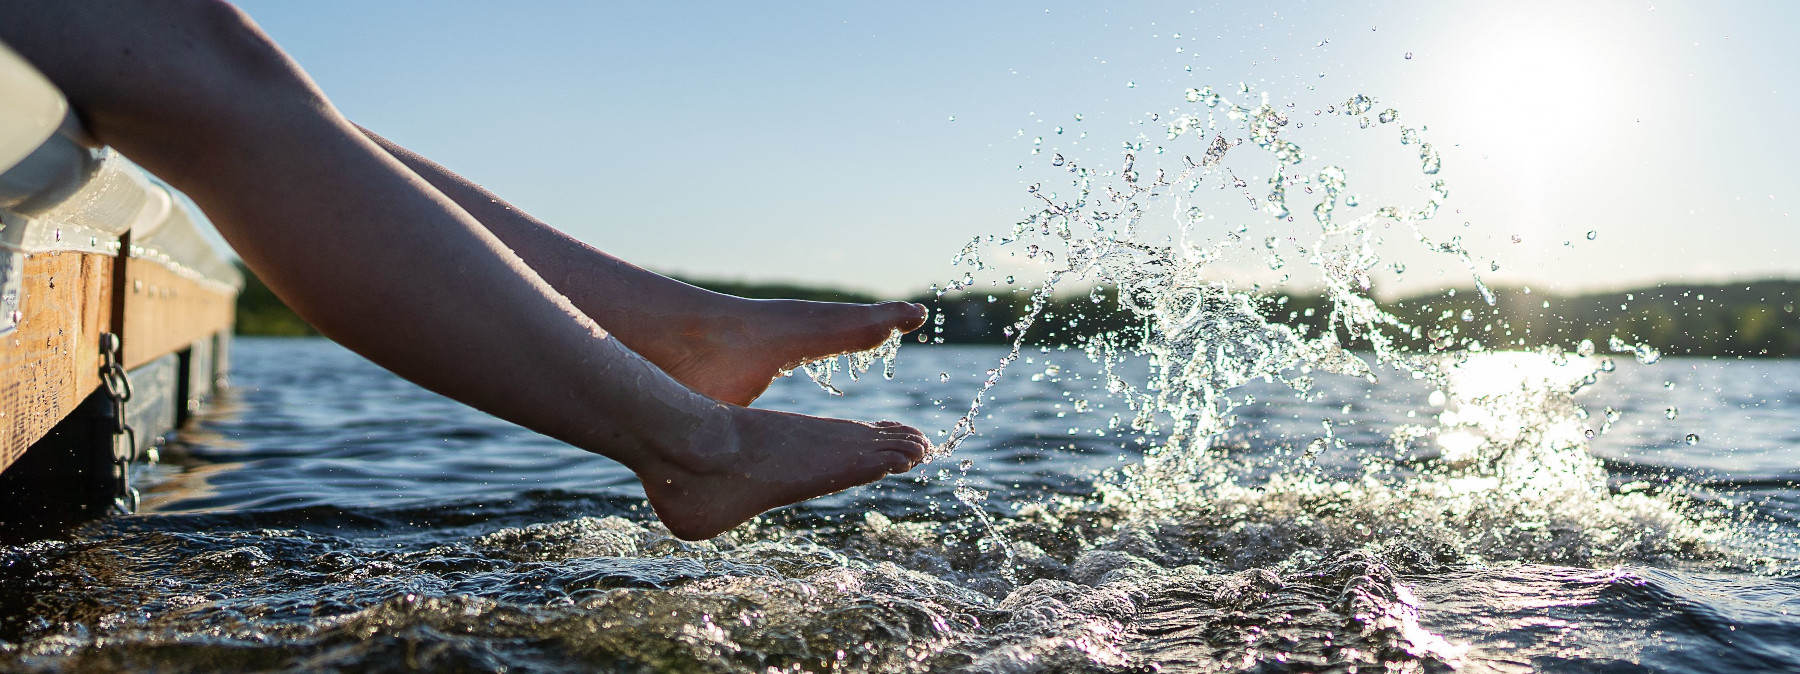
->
[[641, 299, 928, 406], [638, 406, 929, 540]]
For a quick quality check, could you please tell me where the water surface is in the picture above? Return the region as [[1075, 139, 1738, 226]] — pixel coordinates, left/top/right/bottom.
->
[[1, 338, 1795, 672]]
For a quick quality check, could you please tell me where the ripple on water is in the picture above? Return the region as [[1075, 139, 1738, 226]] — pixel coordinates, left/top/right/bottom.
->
[[0, 499, 1473, 672]]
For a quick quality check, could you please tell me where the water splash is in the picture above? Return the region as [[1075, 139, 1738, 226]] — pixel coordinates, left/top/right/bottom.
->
[[936, 85, 1455, 464], [920, 82, 1786, 581], [795, 329, 904, 396]]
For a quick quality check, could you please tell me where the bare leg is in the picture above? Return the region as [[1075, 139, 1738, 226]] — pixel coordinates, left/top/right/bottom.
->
[[358, 130, 925, 406], [0, 0, 927, 539]]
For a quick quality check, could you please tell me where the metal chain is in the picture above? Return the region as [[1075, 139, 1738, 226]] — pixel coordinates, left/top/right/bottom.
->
[[99, 332, 139, 513]]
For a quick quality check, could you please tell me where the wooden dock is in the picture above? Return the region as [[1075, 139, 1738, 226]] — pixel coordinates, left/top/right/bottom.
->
[[0, 43, 240, 539]]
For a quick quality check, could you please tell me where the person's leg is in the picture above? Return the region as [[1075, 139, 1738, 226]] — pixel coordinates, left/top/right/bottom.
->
[[359, 130, 925, 406], [0, 0, 927, 539]]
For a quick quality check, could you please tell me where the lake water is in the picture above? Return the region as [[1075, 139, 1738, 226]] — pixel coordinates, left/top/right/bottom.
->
[[2, 337, 1797, 672]]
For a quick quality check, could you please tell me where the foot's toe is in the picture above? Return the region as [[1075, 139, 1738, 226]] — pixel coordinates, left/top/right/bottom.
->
[[887, 430, 929, 452], [881, 436, 925, 461], [878, 301, 929, 333], [846, 302, 926, 347], [872, 423, 928, 466], [873, 442, 922, 473]]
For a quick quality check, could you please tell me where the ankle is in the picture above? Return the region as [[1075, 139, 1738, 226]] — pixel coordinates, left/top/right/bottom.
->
[[619, 399, 741, 478]]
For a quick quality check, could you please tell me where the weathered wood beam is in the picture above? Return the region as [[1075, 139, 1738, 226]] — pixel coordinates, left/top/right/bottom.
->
[[119, 258, 235, 371], [0, 251, 112, 472]]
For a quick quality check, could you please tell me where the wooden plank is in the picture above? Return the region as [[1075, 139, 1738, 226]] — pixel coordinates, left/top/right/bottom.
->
[[119, 257, 235, 371], [0, 251, 111, 473]]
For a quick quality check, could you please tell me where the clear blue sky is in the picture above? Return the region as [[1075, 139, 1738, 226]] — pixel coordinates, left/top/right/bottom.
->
[[235, 0, 1800, 297]]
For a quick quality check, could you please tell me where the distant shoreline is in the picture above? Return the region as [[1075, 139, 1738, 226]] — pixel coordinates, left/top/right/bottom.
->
[[233, 264, 1800, 358]]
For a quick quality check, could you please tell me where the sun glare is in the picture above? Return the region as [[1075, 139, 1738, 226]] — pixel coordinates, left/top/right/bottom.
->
[[1408, 4, 1646, 252], [1437, 8, 1631, 160]]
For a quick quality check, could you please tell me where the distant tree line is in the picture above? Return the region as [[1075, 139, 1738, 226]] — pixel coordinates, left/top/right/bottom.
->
[[1385, 280, 1800, 357], [912, 280, 1800, 358], [233, 262, 1800, 357]]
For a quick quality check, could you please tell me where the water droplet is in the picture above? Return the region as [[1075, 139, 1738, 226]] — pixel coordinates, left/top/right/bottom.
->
[[1665, 406, 1678, 420], [1125, 80, 1137, 89], [1378, 109, 1398, 124], [1586, 230, 1598, 240], [1404, 51, 1414, 60], [1685, 433, 1700, 445]]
